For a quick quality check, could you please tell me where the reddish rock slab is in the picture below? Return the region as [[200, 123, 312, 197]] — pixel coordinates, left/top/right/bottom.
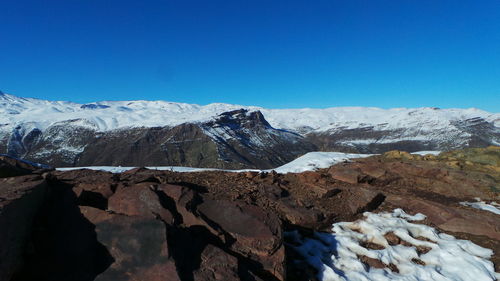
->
[[108, 182, 174, 223], [197, 199, 285, 280], [0, 155, 51, 178], [328, 165, 364, 184], [80, 206, 180, 281], [387, 195, 500, 240], [295, 171, 324, 185], [198, 199, 281, 255], [276, 199, 324, 228], [119, 167, 164, 184], [73, 182, 115, 199], [350, 158, 498, 200], [192, 244, 240, 280], [357, 162, 387, 178], [158, 184, 207, 228], [50, 169, 115, 183], [340, 187, 386, 215], [0, 175, 47, 281]]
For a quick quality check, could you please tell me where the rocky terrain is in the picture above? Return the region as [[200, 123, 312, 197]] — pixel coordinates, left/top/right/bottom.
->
[[0, 146, 499, 280], [1, 92, 499, 168]]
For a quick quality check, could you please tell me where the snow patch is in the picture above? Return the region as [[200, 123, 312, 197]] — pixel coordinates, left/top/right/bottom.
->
[[272, 152, 373, 173], [56, 152, 372, 174], [411, 151, 442, 156], [287, 209, 500, 281], [461, 198, 500, 215]]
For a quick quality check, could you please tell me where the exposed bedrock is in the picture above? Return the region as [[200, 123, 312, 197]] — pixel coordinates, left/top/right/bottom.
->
[[0, 147, 499, 280], [0, 175, 48, 281]]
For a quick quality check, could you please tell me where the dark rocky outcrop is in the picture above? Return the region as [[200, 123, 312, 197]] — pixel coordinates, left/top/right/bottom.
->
[[0, 175, 48, 281], [0, 154, 52, 178]]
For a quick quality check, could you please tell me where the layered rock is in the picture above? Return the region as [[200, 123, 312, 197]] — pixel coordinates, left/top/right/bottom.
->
[[0, 147, 499, 280]]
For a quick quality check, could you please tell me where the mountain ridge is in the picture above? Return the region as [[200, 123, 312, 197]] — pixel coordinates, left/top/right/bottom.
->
[[1, 92, 499, 168], [1, 92, 498, 132]]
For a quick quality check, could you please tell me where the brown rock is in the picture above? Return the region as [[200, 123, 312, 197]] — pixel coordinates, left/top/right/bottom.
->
[[296, 171, 323, 184], [383, 150, 417, 160], [359, 255, 387, 269], [0, 155, 51, 178], [81, 206, 180, 281], [344, 187, 386, 215], [108, 182, 174, 223], [50, 169, 115, 183], [244, 171, 258, 179], [158, 184, 208, 228], [198, 199, 281, 255], [328, 165, 364, 184], [193, 244, 240, 280], [73, 182, 116, 210], [276, 199, 323, 228], [0, 175, 47, 281], [197, 199, 285, 280], [358, 163, 387, 178], [387, 195, 500, 240], [73, 182, 115, 199]]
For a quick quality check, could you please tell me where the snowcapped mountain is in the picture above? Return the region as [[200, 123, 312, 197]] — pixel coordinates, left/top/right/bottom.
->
[[0, 92, 498, 168]]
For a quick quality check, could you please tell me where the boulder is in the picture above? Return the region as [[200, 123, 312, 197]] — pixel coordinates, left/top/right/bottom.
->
[[328, 165, 364, 184], [197, 199, 285, 280], [157, 184, 207, 228], [108, 182, 174, 223], [192, 245, 240, 281], [80, 206, 180, 281]]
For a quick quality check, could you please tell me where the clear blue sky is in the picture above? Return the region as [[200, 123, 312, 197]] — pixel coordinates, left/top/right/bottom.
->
[[1, 0, 499, 111]]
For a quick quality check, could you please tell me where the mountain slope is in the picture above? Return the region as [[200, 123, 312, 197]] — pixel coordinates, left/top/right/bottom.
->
[[0, 92, 498, 167]]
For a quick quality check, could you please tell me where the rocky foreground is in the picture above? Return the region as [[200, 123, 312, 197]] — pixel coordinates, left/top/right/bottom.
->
[[0, 147, 499, 281]]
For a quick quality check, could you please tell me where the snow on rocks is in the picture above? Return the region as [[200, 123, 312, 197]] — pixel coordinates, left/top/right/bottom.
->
[[461, 198, 500, 215], [287, 209, 500, 281]]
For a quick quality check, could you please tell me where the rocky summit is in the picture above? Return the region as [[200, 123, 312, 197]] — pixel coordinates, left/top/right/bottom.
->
[[0, 147, 499, 281]]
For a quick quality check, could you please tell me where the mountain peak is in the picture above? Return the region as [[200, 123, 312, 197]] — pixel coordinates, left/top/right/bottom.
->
[[209, 109, 272, 129]]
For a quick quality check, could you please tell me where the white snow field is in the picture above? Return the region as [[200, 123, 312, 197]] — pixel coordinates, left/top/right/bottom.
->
[[1, 92, 498, 135], [461, 198, 500, 215], [286, 209, 500, 281], [56, 151, 373, 174], [410, 151, 442, 156], [270, 152, 373, 173]]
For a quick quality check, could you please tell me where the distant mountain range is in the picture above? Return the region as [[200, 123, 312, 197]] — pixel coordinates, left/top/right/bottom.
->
[[1, 91, 499, 168]]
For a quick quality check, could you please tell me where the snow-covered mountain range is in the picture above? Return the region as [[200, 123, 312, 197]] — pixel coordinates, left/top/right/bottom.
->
[[1, 91, 499, 168]]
